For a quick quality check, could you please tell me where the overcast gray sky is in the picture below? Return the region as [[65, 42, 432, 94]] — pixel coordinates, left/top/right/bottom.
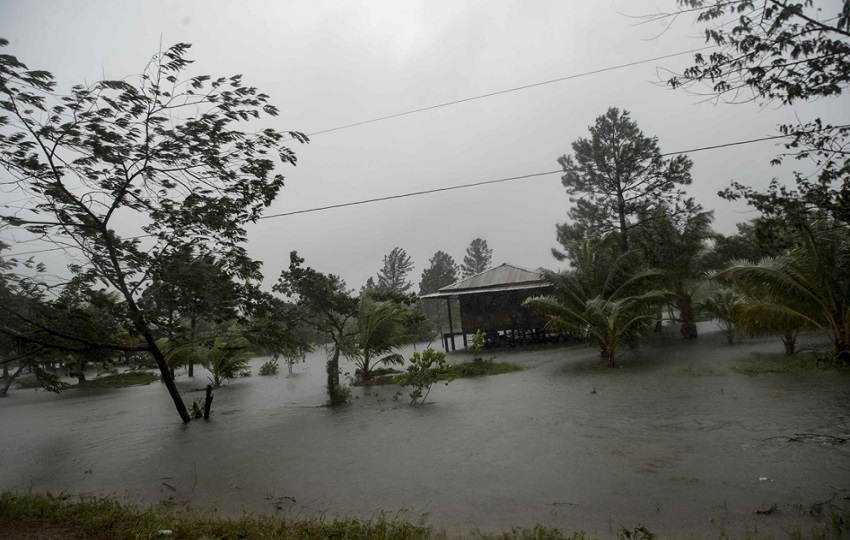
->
[[1, 1, 848, 291]]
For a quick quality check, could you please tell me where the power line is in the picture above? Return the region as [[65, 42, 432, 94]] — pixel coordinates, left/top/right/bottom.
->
[[260, 128, 842, 220], [302, 46, 716, 138], [5, 126, 825, 259], [1, 45, 712, 209], [258, 170, 562, 219]]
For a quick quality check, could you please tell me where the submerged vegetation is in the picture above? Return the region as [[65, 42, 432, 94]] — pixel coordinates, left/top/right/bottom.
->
[[732, 352, 850, 376], [76, 372, 159, 389]]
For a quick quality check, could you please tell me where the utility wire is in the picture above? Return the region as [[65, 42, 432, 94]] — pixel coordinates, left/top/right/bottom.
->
[[302, 46, 716, 138], [5, 126, 830, 258], [258, 171, 561, 219], [0, 47, 713, 209]]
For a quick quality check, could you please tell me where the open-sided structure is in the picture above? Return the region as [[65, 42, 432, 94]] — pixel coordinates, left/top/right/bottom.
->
[[421, 263, 554, 351]]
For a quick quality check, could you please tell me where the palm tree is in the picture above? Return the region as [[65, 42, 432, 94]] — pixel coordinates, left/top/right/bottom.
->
[[700, 288, 747, 344], [157, 337, 203, 374], [719, 221, 850, 362], [201, 337, 253, 387], [346, 297, 410, 382], [524, 238, 670, 367]]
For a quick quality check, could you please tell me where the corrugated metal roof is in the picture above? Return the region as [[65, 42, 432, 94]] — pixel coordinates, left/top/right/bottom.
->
[[420, 263, 550, 299]]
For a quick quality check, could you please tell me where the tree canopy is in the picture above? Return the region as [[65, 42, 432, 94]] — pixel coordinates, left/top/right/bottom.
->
[[632, 202, 716, 338], [461, 238, 493, 277], [666, 1, 850, 230], [718, 219, 850, 362], [525, 236, 670, 367], [274, 251, 357, 405], [419, 251, 459, 295], [0, 40, 307, 421], [375, 247, 414, 294], [555, 107, 693, 255]]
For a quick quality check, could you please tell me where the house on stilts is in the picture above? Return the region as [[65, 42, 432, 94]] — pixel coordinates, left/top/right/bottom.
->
[[421, 263, 555, 351]]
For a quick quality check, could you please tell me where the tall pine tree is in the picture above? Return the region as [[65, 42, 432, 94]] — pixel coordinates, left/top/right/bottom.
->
[[461, 239, 493, 278]]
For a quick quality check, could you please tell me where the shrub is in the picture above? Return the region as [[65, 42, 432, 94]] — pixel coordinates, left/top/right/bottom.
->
[[395, 348, 451, 405], [259, 359, 279, 376]]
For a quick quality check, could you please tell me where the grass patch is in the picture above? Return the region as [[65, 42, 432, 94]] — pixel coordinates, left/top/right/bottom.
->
[[77, 371, 158, 389], [2, 492, 848, 539], [440, 360, 522, 380], [732, 352, 849, 376], [353, 367, 403, 386], [14, 376, 43, 389], [354, 361, 522, 386], [0, 492, 589, 540]]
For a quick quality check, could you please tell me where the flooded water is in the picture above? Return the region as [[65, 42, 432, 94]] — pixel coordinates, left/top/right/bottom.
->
[[2, 323, 849, 538]]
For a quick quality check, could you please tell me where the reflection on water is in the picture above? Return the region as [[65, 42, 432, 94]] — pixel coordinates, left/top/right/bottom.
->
[[1, 324, 849, 537]]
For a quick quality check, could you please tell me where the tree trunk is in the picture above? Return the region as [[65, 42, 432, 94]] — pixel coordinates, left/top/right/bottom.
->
[[144, 328, 191, 423], [188, 315, 196, 377], [724, 322, 735, 344], [606, 346, 617, 368], [327, 339, 343, 406], [2, 361, 8, 379], [677, 293, 698, 339], [203, 384, 213, 419], [782, 329, 797, 356], [617, 198, 629, 253], [0, 365, 24, 397], [833, 336, 849, 363], [654, 305, 663, 333]]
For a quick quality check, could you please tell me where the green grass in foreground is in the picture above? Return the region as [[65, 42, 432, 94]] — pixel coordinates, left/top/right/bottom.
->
[[3, 492, 850, 540], [0, 492, 586, 540], [77, 371, 159, 389], [732, 352, 850, 376]]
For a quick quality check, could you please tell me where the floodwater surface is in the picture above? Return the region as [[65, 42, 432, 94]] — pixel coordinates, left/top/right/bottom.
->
[[1, 323, 849, 538]]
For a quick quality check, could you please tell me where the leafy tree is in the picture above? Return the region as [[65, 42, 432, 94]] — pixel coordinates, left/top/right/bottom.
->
[[554, 107, 693, 256], [524, 237, 671, 366], [419, 250, 460, 337], [666, 1, 850, 230], [0, 40, 306, 422], [274, 251, 358, 406], [375, 247, 414, 293], [669, 1, 849, 105], [714, 222, 767, 265], [419, 251, 459, 295], [345, 297, 409, 383], [52, 289, 129, 383], [718, 219, 850, 362], [141, 246, 241, 377], [461, 238, 493, 277], [632, 203, 717, 338], [0, 247, 67, 396]]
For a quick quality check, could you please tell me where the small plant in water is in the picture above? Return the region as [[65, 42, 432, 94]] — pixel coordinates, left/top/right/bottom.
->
[[190, 399, 203, 419], [617, 525, 656, 539], [281, 351, 306, 374], [755, 502, 779, 515], [328, 383, 352, 406], [259, 358, 279, 376], [467, 329, 486, 364], [395, 348, 451, 405]]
